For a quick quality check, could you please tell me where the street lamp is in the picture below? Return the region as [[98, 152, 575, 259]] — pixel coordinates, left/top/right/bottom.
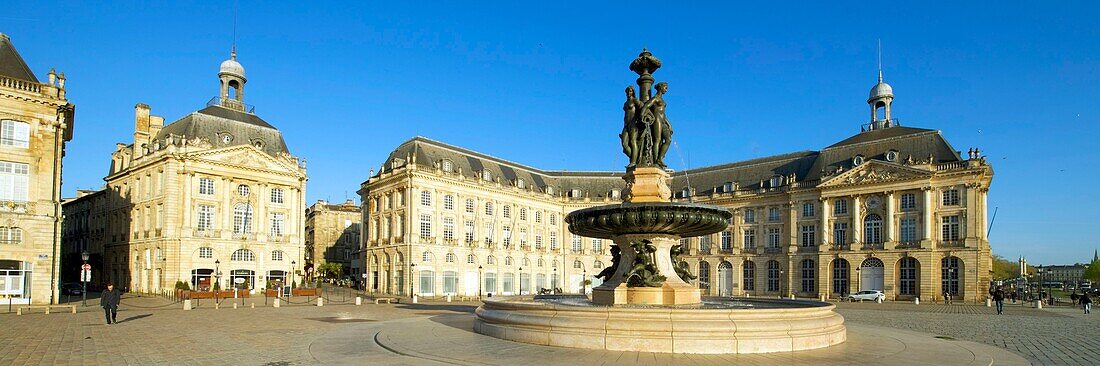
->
[[81, 251, 89, 306], [518, 267, 524, 295], [855, 267, 861, 294], [779, 269, 786, 298], [409, 263, 417, 298], [553, 267, 558, 294], [582, 267, 588, 295], [478, 265, 483, 300]]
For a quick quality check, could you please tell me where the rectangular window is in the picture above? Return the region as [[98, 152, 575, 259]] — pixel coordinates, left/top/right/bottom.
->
[[800, 225, 815, 247], [720, 231, 732, 251], [941, 215, 960, 241], [768, 207, 780, 222], [0, 161, 30, 202], [535, 234, 543, 249], [742, 229, 756, 249], [700, 235, 712, 252], [419, 214, 432, 238], [899, 218, 917, 242], [550, 233, 558, 250], [199, 247, 213, 259], [465, 199, 475, 213], [232, 205, 252, 234], [833, 222, 848, 245], [802, 203, 815, 218], [1, 120, 30, 148], [270, 212, 285, 237], [591, 239, 601, 253], [767, 228, 781, 248], [744, 209, 755, 223], [442, 217, 455, 240], [198, 178, 215, 195], [502, 226, 512, 247], [270, 188, 284, 204], [464, 220, 475, 243], [572, 235, 582, 253], [833, 199, 848, 215], [483, 222, 494, 243], [900, 193, 916, 210], [942, 189, 960, 206]]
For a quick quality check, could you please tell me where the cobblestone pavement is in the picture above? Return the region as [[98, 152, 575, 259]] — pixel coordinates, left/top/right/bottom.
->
[[834, 301, 1100, 365], [0, 295, 1094, 365]]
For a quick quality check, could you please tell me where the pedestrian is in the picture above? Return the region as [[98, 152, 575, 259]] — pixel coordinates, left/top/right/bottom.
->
[[993, 287, 1005, 315], [1082, 293, 1092, 315], [944, 290, 952, 305], [100, 282, 120, 325], [1071, 291, 1079, 306], [1010, 291, 1017, 304]]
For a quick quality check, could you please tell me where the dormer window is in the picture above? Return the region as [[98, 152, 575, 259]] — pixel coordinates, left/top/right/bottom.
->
[[570, 189, 582, 198], [885, 150, 898, 162], [852, 155, 865, 166], [221, 134, 233, 144], [482, 170, 492, 181], [546, 186, 554, 195], [252, 139, 264, 149], [723, 182, 734, 193], [610, 189, 621, 199], [769, 175, 783, 188], [516, 179, 525, 189], [441, 160, 453, 173], [681, 188, 691, 198]]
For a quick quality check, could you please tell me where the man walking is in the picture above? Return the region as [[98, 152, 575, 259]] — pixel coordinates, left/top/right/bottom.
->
[[1081, 293, 1092, 315], [993, 287, 1005, 315], [100, 283, 120, 325]]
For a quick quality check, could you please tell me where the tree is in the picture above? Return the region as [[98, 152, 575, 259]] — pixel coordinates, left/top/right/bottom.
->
[[317, 263, 344, 281], [1084, 260, 1100, 283], [991, 254, 1021, 280]]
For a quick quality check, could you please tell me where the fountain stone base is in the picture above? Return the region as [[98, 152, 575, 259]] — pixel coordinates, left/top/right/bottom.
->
[[592, 235, 700, 306]]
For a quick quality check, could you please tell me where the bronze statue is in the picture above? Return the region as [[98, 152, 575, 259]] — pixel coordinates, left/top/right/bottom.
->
[[625, 240, 666, 287], [595, 245, 621, 282], [622, 49, 674, 169], [670, 243, 696, 281]]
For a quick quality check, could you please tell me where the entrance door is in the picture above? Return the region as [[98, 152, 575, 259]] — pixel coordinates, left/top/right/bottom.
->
[[860, 258, 885, 291], [463, 271, 478, 296], [718, 261, 734, 296]]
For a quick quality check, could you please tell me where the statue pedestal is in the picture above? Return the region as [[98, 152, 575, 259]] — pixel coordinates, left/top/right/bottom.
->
[[591, 235, 700, 306], [624, 167, 671, 203]]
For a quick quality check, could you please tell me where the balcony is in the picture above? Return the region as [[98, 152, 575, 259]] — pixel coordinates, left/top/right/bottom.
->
[[940, 240, 964, 248], [895, 241, 921, 249], [443, 238, 458, 246], [465, 239, 478, 248], [763, 247, 783, 254], [232, 232, 254, 241], [861, 243, 885, 251], [207, 96, 255, 113], [830, 244, 852, 251], [796, 246, 818, 253]]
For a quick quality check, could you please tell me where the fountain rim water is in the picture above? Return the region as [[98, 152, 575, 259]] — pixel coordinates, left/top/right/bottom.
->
[[565, 201, 732, 239]]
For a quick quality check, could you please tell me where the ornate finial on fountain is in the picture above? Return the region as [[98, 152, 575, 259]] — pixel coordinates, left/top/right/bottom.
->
[[620, 49, 674, 203]]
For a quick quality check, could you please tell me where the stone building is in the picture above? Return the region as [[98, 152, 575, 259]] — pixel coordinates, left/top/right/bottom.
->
[[60, 189, 107, 284], [304, 199, 362, 278], [1043, 264, 1086, 285], [361, 72, 993, 302], [66, 49, 308, 294], [0, 32, 76, 304]]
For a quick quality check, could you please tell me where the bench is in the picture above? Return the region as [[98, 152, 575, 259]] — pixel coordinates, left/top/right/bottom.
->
[[374, 297, 399, 304], [17, 305, 77, 315]]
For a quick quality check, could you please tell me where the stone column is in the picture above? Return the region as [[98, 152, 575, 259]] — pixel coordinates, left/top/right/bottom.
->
[[922, 188, 933, 245], [980, 189, 989, 240], [885, 192, 895, 249], [852, 196, 862, 245], [820, 198, 830, 248], [965, 185, 978, 241], [787, 202, 797, 251]]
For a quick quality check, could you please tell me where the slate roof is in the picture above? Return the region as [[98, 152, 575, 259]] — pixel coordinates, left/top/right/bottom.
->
[[0, 33, 40, 82], [154, 105, 290, 156], [376, 125, 964, 197]]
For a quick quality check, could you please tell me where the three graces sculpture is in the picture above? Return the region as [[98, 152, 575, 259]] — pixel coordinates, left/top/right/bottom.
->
[[621, 49, 674, 169]]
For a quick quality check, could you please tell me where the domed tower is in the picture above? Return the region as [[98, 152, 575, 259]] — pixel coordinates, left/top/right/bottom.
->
[[218, 47, 247, 111], [867, 69, 894, 130]]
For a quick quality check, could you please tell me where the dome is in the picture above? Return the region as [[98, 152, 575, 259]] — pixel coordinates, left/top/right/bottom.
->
[[868, 81, 892, 101], [219, 56, 245, 79]]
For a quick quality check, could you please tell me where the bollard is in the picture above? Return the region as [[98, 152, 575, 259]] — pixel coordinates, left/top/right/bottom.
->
[[986, 298, 992, 307], [317, 297, 324, 307], [447, 295, 452, 303], [789, 295, 795, 300], [355, 296, 362, 306], [914, 297, 920, 305], [215, 302, 220, 310], [274, 298, 281, 308], [233, 303, 238, 309], [1035, 300, 1042, 309], [413, 295, 418, 304], [251, 303, 255, 309], [184, 299, 192, 311], [820, 295, 826, 302], [876, 297, 882, 303]]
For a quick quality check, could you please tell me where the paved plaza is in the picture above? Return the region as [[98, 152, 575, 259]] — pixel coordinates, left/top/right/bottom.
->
[[0, 295, 1094, 365]]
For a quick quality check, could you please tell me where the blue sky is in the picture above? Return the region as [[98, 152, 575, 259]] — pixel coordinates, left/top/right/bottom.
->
[[4, 2, 1098, 264]]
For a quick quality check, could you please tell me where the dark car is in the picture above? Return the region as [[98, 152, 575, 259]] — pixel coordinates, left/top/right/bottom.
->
[[60, 283, 83, 296]]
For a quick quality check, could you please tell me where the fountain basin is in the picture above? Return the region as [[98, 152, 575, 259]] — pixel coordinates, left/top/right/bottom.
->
[[565, 202, 733, 239], [474, 296, 846, 354]]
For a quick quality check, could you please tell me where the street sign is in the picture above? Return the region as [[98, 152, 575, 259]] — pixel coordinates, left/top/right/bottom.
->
[[80, 269, 91, 282], [233, 278, 245, 284], [81, 264, 91, 271]]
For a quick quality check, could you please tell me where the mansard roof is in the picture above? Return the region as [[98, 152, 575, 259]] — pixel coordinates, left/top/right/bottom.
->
[[154, 105, 289, 157], [0, 33, 39, 82]]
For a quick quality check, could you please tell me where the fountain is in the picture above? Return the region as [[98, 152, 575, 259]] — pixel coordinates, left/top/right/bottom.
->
[[474, 49, 846, 354]]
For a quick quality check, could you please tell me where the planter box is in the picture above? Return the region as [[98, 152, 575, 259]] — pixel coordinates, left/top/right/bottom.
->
[[292, 288, 322, 297]]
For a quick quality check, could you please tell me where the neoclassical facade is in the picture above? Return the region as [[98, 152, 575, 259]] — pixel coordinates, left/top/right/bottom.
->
[[0, 33, 76, 304], [362, 74, 993, 302], [64, 49, 308, 294], [304, 199, 362, 276]]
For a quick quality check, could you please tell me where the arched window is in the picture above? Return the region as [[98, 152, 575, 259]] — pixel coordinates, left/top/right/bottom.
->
[[864, 214, 883, 244], [767, 260, 781, 292], [698, 261, 711, 291], [503, 205, 511, 218], [445, 253, 455, 263], [0, 227, 24, 244], [523, 258, 530, 267], [271, 250, 284, 261], [420, 191, 432, 206], [742, 260, 756, 291], [465, 199, 475, 213], [486, 255, 496, 265], [593, 260, 603, 269], [467, 254, 476, 264], [232, 204, 253, 234], [899, 257, 919, 295], [534, 210, 542, 223], [537, 258, 544, 267], [422, 251, 432, 262], [516, 179, 525, 189], [801, 259, 816, 293], [230, 249, 255, 261], [505, 256, 513, 266], [441, 159, 453, 173], [941, 256, 961, 296], [573, 260, 582, 269], [1, 120, 31, 148], [519, 208, 527, 221], [832, 259, 850, 295]]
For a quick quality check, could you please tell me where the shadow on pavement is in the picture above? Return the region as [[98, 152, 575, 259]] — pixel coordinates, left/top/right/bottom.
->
[[116, 313, 153, 323], [394, 303, 478, 314]]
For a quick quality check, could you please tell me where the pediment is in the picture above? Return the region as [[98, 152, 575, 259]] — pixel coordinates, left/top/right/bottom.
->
[[189, 145, 300, 174], [819, 160, 931, 188]]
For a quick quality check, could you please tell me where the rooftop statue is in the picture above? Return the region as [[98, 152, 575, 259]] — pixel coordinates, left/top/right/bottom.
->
[[622, 49, 673, 169]]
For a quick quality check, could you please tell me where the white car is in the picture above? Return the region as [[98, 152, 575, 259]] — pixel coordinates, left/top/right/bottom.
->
[[846, 290, 885, 302]]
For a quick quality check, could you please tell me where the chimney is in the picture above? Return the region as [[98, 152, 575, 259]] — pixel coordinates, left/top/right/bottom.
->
[[133, 103, 151, 157], [148, 115, 165, 144]]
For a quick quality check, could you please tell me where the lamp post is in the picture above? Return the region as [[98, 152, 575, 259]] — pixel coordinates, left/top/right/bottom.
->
[[553, 267, 558, 293], [518, 267, 524, 295], [409, 263, 416, 298], [582, 267, 588, 295], [478, 265, 483, 300], [214, 259, 222, 302], [855, 267, 862, 294], [290, 260, 296, 296], [81, 251, 89, 306], [1038, 265, 1045, 304], [779, 269, 786, 298]]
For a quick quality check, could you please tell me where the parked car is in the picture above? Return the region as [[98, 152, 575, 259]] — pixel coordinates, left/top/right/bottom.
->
[[846, 290, 885, 302], [60, 283, 83, 296]]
